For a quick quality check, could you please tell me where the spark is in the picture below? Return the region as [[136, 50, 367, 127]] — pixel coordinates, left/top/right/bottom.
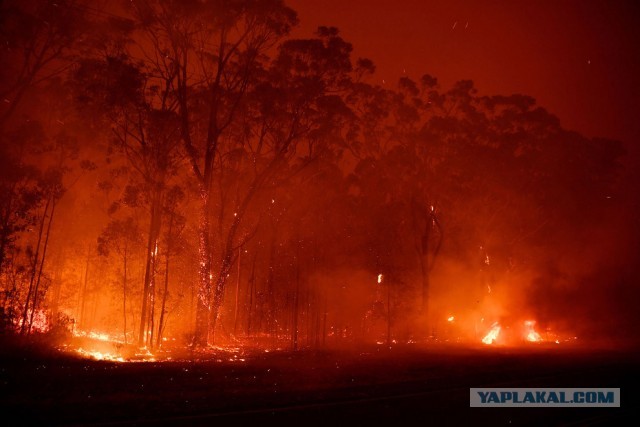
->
[[447, 316, 454, 322], [377, 273, 383, 284], [452, 21, 457, 30]]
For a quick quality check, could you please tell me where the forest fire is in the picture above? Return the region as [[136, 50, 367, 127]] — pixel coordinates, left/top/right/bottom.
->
[[1, 0, 638, 425]]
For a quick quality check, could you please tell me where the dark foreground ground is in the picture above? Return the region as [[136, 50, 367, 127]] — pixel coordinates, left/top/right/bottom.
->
[[1, 338, 639, 426]]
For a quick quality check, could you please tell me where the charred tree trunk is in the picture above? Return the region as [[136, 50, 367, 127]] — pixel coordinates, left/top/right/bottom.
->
[[292, 243, 300, 351], [147, 248, 158, 348], [28, 198, 56, 333], [156, 250, 169, 349], [413, 200, 443, 338], [79, 250, 90, 330], [122, 247, 128, 345], [233, 247, 241, 337], [157, 213, 174, 349], [387, 278, 392, 346], [48, 248, 65, 326], [194, 190, 212, 347], [209, 252, 233, 344], [246, 250, 257, 336], [20, 197, 50, 334], [138, 191, 162, 346]]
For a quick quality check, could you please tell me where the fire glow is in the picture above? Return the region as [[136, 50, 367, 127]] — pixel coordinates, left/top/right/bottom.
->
[[482, 322, 501, 345], [524, 320, 542, 342], [0, 0, 626, 371]]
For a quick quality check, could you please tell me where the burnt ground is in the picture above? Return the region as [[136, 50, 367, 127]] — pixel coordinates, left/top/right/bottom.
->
[[1, 339, 639, 426]]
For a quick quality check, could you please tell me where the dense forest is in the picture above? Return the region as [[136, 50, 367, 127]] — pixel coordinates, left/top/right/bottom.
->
[[1, 0, 637, 354]]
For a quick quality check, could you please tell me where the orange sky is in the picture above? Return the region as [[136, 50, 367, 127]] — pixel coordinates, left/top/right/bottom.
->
[[289, 0, 640, 155]]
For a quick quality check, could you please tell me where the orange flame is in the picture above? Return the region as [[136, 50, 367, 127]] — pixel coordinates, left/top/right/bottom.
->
[[482, 322, 501, 345], [524, 320, 542, 342]]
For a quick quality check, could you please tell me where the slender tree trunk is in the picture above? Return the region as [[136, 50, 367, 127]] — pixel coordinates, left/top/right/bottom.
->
[[157, 213, 174, 349], [387, 278, 391, 346], [419, 245, 429, 336], [246, 251, 257, 336], [267, 239, 276, 341], [292, 240, 300, 351], [79, 250, 90, 330], [28, 199, 56, 333], [122, 247, 128, 345], [418, 207, 442, 338], [233, 247, 241, 336], [156, 250, 169, 349], [148, 245, 157, 347], [138, 192, 162, 346], [20, 197, 50, 334], [322, 293, 327, 347], [49, 252, 63, 324]]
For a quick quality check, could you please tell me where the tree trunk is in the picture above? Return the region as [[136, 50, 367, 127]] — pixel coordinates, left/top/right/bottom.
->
[[246, 251, 257, 336], [49, 251, 63, 325], [387, 277, 392, 346], [233, 247, 241, 336], [209, 254, 233, 344], [194, 190, 212, 346], [157, 213, 174, 349], [28, 198, 56, 333], [79, 250, 90, 330], [148, 246, 158, 348], [138, 191, 162, 346], [156, 250, 169, 349], [20, 197, 50, 334], [292, 249, 300, 351], [123, 247, 127, 345]]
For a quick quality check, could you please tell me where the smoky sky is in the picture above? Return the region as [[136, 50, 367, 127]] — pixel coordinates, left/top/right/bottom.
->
[[290, 0, 640, 158]]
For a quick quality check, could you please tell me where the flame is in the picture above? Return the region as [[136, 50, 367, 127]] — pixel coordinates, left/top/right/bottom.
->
[[74, 330, 125, 344], [524, 320, 542, 342], [76, 348, 125, 362], [482, 322, 501, 345]]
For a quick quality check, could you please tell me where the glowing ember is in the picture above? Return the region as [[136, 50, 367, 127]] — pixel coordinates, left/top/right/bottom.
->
[[15, 309, 50, 333], [482, 322, 501, 345], [76, 348, 125, 362], [74, 330, 126, 344], [447, 316, 454, 322], [524, 320, 542, 342], [377, 274, 383, 284]]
